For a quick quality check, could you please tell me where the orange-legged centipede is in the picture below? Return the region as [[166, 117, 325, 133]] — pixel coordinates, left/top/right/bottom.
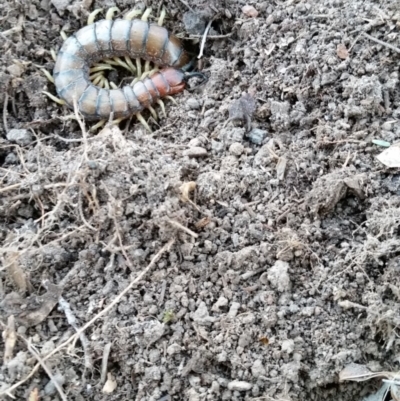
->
[[53, 17, 204, 122]]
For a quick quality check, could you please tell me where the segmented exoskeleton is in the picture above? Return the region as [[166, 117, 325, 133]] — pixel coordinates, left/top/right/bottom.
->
[[52, 16, 197, 123]]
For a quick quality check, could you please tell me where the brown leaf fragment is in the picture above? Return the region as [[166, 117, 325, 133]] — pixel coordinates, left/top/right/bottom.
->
[[242, 5, 259, 18], [0, 282, 63, 327], [195, 216, 211, 229], [2, 315, 17, 365], [180, 182, 197, 203], [5, 252, 29, 294], [337, 43, 349, 59]]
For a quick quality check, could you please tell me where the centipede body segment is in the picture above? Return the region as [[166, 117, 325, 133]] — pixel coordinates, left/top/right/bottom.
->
[[53, 18, 192, 121]]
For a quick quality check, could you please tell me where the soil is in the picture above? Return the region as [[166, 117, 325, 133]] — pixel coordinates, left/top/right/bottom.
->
[[1, 0, 400, 400]]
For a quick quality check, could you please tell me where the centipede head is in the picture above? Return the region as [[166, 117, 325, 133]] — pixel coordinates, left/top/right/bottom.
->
[[160, 67, 186, 95]]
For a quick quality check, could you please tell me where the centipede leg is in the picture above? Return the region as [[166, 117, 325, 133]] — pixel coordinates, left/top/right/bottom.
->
[[60, 31, 68, 41], [42, 91, 66, 105], [41, 68, 54, 84], [157, 100, 166, 118], [166, 96, 178, 106], [105, 7, 120, 20], [87, 8, 103, 25], [158, 7, 166, 26], [148, 106, 158, 121], [136, 112, 152, 133], [140, 8, 152, 22], [135, 58, 142, 78], [124, 9, 143, 20], [51, 48, 57, 62], [90, 120, 106, 132]]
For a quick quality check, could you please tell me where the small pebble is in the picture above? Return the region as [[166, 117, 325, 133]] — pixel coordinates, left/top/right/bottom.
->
[[227, 380, 253, 391], [268, 260, 291, 292], [242, 5, 259, 17], [229, 142, 244, 156], [247, 128, 267, 145], [183, 147, 208, 158], [187, 98, 201, 110], [6, 129, 33, 146]]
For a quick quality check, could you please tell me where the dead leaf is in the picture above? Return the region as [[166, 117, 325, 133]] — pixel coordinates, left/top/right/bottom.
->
[[337, 43, 349, 59], [376, 144, 400, 167], [28, 388, 40, 401], [0, 281, 63, 327], [195, 216, 211, 229], [102, 373, 117, 394], [180, 181, 196, 203], [2, 315, 17, 365], [5, 251, 29, 293]]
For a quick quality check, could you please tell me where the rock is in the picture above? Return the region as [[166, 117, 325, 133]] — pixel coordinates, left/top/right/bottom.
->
[[227, 302, 240, 318], [247, 128, 267, 144], [187, 98, 201, 110], [6, 129, 33, 146], [44, 372, 66, 395], [212, 296, 228, 312], [251, 360, 266, 377], [191, 302, 216, 325], [242, 5, 259, 18], [229, 142, 244, 156], [183, 147, 208, 158], [227, 380, 253, 391], [281, 339, 295, 354], [268, 260, 291, 292]]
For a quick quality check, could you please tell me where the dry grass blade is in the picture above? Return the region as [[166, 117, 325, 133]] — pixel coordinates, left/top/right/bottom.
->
[[2, 315, 17, 365]]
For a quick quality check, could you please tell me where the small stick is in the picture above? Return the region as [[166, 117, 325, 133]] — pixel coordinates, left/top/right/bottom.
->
[[176, 0, 194, 12], [167, 218, 198, 238], [26, 340, 68, 401], [3, 91, 9, 134], [198, 20, 212, 59], [100, 343, 112, 384], [58, 297, 93, 369], [362, 32, 400, 54], [190, 32, 233, 39], [0, 240, 174, 397]]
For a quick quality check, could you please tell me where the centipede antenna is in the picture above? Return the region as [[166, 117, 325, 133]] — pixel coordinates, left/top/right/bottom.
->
[[87, 8, 103, 25]]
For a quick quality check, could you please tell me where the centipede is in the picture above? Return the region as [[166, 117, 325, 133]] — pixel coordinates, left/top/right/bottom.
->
[[43, 7, 206, 131]]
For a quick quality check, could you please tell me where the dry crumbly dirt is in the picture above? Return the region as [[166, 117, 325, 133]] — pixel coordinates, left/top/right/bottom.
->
[[1, 0, 400, 400]]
